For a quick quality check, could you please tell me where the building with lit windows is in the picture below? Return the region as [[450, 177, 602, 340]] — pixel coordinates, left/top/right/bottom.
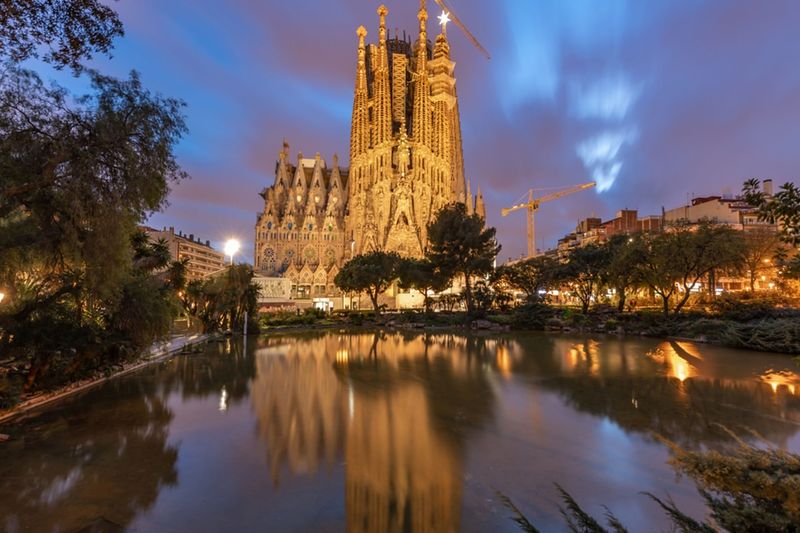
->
[[144, 226, 225, 280]]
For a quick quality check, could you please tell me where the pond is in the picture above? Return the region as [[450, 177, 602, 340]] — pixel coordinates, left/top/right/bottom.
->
[[1, 331, 799, 532]]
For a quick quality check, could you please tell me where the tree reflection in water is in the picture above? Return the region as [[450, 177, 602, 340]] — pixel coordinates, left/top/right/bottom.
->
[[0, 381, 178, 532], [507, 335, 800, 450]]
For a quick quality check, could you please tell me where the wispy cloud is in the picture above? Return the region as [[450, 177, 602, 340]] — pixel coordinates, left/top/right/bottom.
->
[[577, 127, 638, 192], [569, 74, 642, 121]]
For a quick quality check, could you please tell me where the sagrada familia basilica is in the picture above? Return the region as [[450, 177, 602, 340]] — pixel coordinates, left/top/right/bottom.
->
[[254, 1, 484, 296]]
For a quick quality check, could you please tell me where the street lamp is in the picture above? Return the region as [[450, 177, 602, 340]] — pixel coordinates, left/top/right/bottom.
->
[[224, 239, 241, 266], [0, 292, 5, 304]]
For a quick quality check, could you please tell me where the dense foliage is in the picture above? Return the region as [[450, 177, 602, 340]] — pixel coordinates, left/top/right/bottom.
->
[[183, 265, 260, 333], [0, 0, 123, 71], [0, 2, 188, 403], [503, 437, 800, 532], [1, 231, 186, 403], [743, 178, 800, 284], [639, 222, 744, 315], [499, 221, 749, 317], [427, 202, 501, 313], [334, 251, 402, 316], [493, 255, 560, 303], [396, 257, 450, 313]]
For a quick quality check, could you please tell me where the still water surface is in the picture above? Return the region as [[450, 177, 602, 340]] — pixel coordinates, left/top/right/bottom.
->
[[2, 331, 800, 532]]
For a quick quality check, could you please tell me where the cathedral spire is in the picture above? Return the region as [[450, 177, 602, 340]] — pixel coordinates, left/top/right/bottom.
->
[[412, 0, 431, 147], [307, 152, 326, 214], [349, 25, 370, 159], [373, 5, 392, 146], [475, 186, 486, 220]]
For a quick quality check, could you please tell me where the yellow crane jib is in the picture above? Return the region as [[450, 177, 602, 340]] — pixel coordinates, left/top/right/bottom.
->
[[501, 182, 596, 258], [432, 0, 491, 59]]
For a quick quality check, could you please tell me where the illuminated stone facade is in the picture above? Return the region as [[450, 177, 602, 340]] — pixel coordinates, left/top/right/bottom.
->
[[255, 2, 480, 293], [254, 149, 349, 297], [346, 3, 466, 258]]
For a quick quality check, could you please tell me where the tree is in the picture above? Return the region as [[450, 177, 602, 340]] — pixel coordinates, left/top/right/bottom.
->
[[397, 257, 449, 313], [427, 203, 501, 314], [743, 178, 800, 286], [334, 251, 402, 316], [0, 0, 123, 71], [0, 69, 187, 395], [561, 243, 610, 314], [743, 178, 800, 246], [105, 233, 187, 353], [638, 222, 745, 316], [0, 69, 186, 295], [601, 234, 645, 312], [493, 255, 560, 303], [5, 230, 187, 392], [183, 265, 260, 333], [740, 228, 782, 291], [0, 1, 189, 402]]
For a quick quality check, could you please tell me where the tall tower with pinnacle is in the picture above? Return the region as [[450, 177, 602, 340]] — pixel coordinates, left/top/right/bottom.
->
[[254, 1, 476, 294], [346, 1, 467, 258]]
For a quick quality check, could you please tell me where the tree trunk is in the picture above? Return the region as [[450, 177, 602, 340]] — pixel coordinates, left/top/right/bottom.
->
[[750, 272, 756, 292], [580, 281, 592, 314], [24, 354, 50, 392], [662, 294, 670, 316], [463, 274, 473, 314], [617, 287, 626, 313], [369, 289, 380, 317], [674, 282, 696, 314], [708, 269, 716, 298]]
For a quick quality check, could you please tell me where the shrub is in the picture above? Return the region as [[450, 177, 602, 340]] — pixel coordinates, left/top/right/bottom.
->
[[259, 310, 317, 328], [710, 291, 800, 321], [487, 314, 513, 325], [545, 317, 564, 329], [511, 303, 556, 329]]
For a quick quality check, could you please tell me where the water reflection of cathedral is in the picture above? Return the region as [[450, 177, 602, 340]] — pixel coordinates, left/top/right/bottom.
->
[[249, 333, 498, 532], [247, 331, 800, 531]]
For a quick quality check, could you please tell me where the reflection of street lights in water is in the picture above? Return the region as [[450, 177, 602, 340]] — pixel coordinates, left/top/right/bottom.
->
[[224, 239, 241, 265], [219, 386, 228, 412]]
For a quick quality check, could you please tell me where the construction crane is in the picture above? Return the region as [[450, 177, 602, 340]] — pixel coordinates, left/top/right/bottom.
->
[[432, 0, 491, 59], [501, 182, 596, 258]]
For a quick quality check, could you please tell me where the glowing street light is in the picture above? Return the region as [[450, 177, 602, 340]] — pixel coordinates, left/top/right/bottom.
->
[[224, 239, 241, 265], [0, 292, 5, 304]]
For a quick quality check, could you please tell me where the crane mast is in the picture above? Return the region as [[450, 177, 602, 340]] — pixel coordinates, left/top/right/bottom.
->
[[501, 182, 596, 258]]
